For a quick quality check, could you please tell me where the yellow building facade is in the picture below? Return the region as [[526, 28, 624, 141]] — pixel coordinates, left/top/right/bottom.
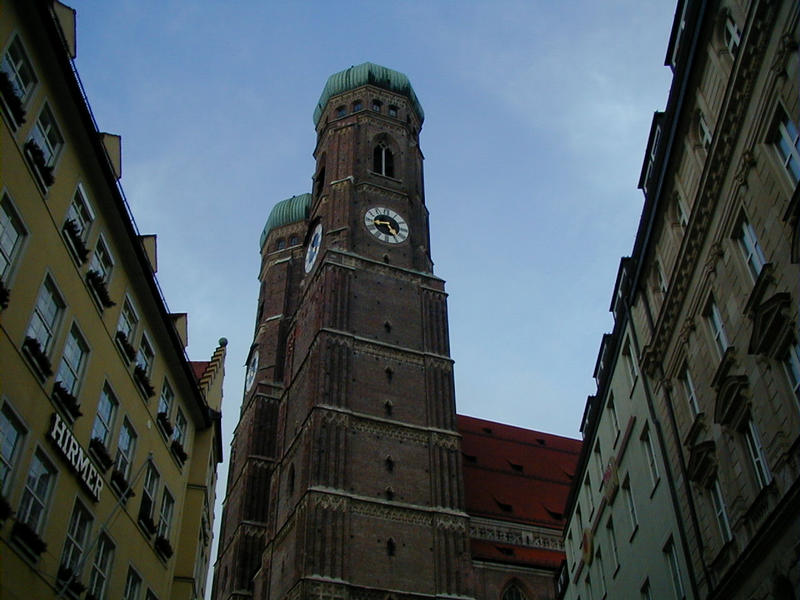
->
[[0, 1, 225, 599]]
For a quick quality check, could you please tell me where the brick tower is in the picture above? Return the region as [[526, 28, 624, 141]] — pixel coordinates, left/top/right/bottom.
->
[[212, 63, 474, 600]]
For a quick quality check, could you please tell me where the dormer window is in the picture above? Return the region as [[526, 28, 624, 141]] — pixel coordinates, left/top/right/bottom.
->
[[373, 143, 394, 177]]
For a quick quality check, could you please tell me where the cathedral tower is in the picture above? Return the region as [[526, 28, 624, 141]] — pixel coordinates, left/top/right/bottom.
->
[[213, 63, 474, 600]]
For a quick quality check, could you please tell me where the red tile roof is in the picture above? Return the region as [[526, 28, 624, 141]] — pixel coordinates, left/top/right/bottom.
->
[[457, 414, 582, 530], [470, 539, 564, 570], [190, 360, 210, 381]]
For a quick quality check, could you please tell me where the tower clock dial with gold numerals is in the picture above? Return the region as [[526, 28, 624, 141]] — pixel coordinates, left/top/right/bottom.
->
[[364, 207, 409, 244]]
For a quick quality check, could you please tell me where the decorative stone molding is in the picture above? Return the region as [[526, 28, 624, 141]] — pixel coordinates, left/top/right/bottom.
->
[[770, 33, 798, 75], [352, 418, 428, 446], [642, 0, 779, 370], [468, 518, 563, 552], [733, 149, 756, 190], [351, 498, 432, 526], [687, 440, 717, 486]]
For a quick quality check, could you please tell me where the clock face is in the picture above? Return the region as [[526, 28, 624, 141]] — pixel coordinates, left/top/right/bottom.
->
[[245, 349, 259, 391], [304, 223, 323, 273], [364, 207, 409, 244]]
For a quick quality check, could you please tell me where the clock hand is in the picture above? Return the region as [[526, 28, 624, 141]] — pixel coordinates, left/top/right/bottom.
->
[[374, 219, 398, 235]]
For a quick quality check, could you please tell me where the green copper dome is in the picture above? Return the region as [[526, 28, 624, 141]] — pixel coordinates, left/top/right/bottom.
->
[[313, 62, 424, 126], [260, 193, 312, 249]]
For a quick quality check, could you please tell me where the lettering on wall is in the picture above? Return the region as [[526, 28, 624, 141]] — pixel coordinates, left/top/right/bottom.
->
[[48, 412, 103, 501]]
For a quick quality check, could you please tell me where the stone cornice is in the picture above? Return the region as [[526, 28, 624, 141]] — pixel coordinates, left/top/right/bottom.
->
[[644, 0, 779, 372]]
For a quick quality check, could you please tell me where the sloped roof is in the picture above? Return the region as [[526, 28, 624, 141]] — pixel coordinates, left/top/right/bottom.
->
[[470, 540, 564, 570], [312, 62, 424, 126], [259, 193, 312, 250], [190, 361, 210, 381], [457, 414, 581, 530]]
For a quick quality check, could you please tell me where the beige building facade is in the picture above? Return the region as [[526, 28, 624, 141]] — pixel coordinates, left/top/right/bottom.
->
[[0, 2, 225, 599], [562, 0, 799, 599]]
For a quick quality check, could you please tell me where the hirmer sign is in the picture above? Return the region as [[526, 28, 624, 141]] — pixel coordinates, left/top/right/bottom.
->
[[48, 412, 104, 501]]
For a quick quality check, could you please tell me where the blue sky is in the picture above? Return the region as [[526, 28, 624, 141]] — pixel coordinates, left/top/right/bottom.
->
[[65, 0, 676, 587]]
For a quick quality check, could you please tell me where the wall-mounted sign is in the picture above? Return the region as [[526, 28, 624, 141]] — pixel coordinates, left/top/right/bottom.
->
[[48, 412, 103, 501], [581, 529, 593, 565], [603, 456, 619, 503]]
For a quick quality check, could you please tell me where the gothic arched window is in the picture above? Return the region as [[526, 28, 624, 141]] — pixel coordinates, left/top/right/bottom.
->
[[373, 143, 394, 177], [502, 583, 527, 600]]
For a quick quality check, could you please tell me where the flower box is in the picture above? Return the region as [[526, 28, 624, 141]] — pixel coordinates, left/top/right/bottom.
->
[[23, 139, 55, 188], [56, 564, 86, 595], [62, 218, 90, 264], [157, 412, 174, 436], [88, 437, 113, 472], [115, 330, 136, 363], [52, 381, 83, 420], [11, 519, 47, 556], [138, 511, 157, 536], [133, 365, 155, 398], [110, 469, 135, 501], [0, 70, 25, 127], [22, 336, 53, 378], [86, 269, 115, 308], [0, 494, 11, 521], [0, 279, 9, 310], [170, 439, 188, 464], [154, 535, 173, 559]]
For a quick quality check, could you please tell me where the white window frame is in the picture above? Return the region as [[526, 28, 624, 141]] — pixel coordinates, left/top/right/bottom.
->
[[173, 408, 188, 446], [623, 340, 638, 389], [623, 476, 638, 533], [90, 234, 114, 283], [0, 34, 37, 104], [26, 274, 65, 353], [87, 532, 114, 599], [29, 102, 64, 166], [698, 112, 712, 152], [664, 539, 686, 600], [123, 566, 143, 600], [157, 488, 175, 539], [676, 195, 689, 229], [65, 184, 95, 242], [641, 426, 659, 487], [91, 383, 118, 446], [0, 191, 27, 283], [681, 366, 700, 418], [117, 296, 139, 341], [140, 462, 159, 520], [723, 16, 741, 56], [608, 394, 620, 444], [774, 107, 800, 185], [743, 418, 771, 489], [135, 332, 155, 376], [55, 322, 89, 396], [158, 380, 174, 418], [710, 478, 732, 543], [737, 217, 766, 280], [18, 448, 57, 533], [60, 499, 93, 573], [114, 418, 137, 480], [0, 400, 27, 494], [607, 517, 620, 571], [655, 258, 667, 294], [784, 342, 800, 409], [593, 443, 603, 490], [706, 297, 729, 357]]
